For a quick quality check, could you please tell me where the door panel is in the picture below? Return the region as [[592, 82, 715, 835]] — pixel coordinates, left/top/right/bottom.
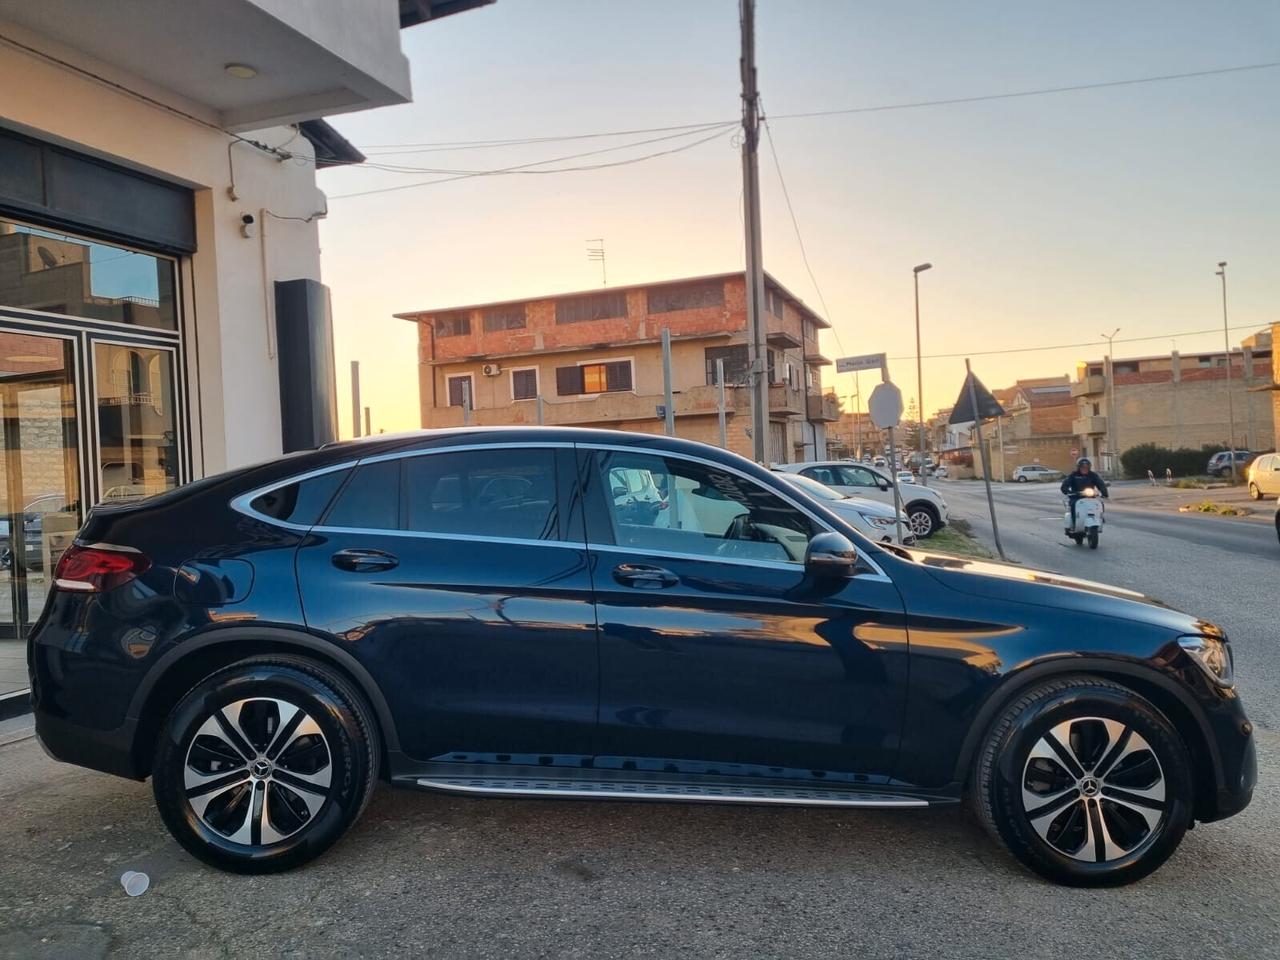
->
[[296, 447, 598, 763], [582, 448, 909, 781]]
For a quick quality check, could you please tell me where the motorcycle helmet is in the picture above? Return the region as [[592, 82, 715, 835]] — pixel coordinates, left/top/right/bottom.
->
[[1076, 457, 1092, 469]]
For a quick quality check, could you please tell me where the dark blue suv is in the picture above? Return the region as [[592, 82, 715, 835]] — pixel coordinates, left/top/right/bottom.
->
[[30, 428, 1254, 885]]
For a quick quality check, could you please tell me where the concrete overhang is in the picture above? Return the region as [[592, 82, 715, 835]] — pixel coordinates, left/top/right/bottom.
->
[[1, 0, 419, 130]]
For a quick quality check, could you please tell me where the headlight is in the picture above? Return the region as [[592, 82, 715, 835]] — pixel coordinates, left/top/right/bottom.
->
[[861, 515, 897, 528], [1178, 635, 1234, 687]]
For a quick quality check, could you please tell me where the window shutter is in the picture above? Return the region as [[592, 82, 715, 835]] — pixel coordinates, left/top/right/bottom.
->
[[556, 366, 584, 396], [606, 361, 632, 391]]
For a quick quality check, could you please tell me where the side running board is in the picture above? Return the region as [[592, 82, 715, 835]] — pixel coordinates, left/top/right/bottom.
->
[[414, 775, 930, 808]]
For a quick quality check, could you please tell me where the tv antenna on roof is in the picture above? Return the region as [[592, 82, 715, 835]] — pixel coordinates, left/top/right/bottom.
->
[[586, 238, 606, 286]]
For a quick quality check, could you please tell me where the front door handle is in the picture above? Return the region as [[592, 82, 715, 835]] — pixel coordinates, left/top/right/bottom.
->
[[331, 548, 399, 573], [612, 563, 678, 588]]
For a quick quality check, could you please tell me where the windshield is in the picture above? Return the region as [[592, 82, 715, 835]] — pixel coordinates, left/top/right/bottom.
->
[[777, 473, 844, 501]]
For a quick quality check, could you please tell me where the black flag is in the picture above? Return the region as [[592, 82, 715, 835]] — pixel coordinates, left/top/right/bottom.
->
[[949, 372, 1005, 424]]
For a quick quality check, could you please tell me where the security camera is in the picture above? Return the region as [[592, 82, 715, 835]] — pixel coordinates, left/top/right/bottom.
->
[[239, 213, 258, 239]]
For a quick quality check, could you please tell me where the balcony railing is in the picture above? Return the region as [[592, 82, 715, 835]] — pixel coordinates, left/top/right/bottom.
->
[[805, 391, 840, 421]]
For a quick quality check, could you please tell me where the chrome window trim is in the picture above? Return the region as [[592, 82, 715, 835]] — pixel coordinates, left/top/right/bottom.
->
[[227, 438, 893, 581], [576, 442, 891, 582]]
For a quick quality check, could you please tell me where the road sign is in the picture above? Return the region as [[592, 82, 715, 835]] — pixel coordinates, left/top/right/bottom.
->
[[867, 382, 904, 429], [835, 353, 886, 374], [1071, 447, 1079, 457]]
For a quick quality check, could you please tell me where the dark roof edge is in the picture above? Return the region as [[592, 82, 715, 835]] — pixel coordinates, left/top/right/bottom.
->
[[299, 120, 366, 168]]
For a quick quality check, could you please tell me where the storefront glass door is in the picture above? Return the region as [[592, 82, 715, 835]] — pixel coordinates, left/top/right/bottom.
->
[[0, 330, 81, 696]]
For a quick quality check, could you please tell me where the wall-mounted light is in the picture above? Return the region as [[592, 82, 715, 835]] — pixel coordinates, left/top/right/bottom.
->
[[224, 63, 257, 79]]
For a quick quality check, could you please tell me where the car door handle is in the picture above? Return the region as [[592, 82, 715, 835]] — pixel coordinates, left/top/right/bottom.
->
[[331, 548, 399, 573], [612, 563, 678, 588]]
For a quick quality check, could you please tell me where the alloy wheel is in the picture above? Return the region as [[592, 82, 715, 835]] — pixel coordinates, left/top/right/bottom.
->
[[183, 697, 333, 846], [1020, 716, 1166, 863], [909, 510, 935, 537]]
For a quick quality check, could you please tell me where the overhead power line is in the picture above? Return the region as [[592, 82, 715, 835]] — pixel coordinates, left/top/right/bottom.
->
[[760, 113, 846, 358], [349, 60, 1280, 155], [328, 126, 735, 200], [887, 323, 1265, 363]]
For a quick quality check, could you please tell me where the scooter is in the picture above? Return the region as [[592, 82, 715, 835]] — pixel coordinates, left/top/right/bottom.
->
[[1064, 487, 1104, 549]]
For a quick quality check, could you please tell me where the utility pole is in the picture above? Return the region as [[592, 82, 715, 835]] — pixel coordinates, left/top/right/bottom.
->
[[740, 0, 768, 463], [1101, 328, 1120, 476], [364, 406, 371, 437], [716, 358, 728, 448], [661, 326, 675, 437], [1216, 262, 1237, 478], [350, 360, 361, 438], [913, 263, 932, 484]]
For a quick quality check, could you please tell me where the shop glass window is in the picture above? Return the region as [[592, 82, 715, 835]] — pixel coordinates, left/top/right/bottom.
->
[[0, 219, 178, 330], [93, 342, 179, 500]]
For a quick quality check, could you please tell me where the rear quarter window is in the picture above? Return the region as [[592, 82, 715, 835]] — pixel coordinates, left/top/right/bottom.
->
[[249, 469, 350, 526]]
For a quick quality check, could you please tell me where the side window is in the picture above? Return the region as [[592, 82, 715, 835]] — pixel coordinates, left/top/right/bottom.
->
[[322, 460, 400, 530], [404, 448, 559, 541], [839, 466, 878, 488], [251, 468, 350, 525], [594, 451, 816, 563], [801, 466, 839, 486]]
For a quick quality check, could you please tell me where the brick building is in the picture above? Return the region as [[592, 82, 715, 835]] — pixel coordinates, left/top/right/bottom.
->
[[1071, 335, 1275, 471], [396, 271, 840, 462], [939, 377, 1077, 480]]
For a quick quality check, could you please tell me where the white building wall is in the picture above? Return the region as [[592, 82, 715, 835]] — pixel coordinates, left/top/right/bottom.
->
[[0, 38, 327, 474]]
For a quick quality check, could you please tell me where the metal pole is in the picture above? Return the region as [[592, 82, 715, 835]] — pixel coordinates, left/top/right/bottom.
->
[[462, 379, 472, 427], [967, 358, 1006, 560], [913, 263, 932, 484], [740, 0, 768, 463], [1102, 328, 1119, 477], [716, 358, 728, 448], [853, 372, 861, 458], [662, 326, 675, 437], [1217, 262, 1237, 478], [364, 406, 371, 437], [350, 360, 361, 438], [536, 394, 544, 425], [886, 425, 904, 545]]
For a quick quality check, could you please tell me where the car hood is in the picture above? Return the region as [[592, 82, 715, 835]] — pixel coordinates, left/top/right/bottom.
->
[[895, 548, 1218, 636]]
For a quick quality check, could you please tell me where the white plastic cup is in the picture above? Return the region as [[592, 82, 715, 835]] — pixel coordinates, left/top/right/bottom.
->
[[120, 870, 150, 897]]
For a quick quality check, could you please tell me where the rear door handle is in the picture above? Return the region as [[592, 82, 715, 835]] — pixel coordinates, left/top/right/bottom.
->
[[612, 563, 678, 588], [331, 548, 399, 573]]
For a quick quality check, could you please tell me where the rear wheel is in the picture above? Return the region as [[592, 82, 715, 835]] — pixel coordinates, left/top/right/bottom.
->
[[1249, 483, 1261, 501], [1087, 530, 1099, 549], [970, 675, 1193, 886], [152, 655, 378, 874], [907, 503, 940, 538], [1018, 476, 1028, 483]]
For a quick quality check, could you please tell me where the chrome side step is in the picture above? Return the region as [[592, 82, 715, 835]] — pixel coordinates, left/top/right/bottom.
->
[[414, 776, 930, 808]]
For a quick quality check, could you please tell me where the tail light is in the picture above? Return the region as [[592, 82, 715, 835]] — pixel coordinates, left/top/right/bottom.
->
[[53, 543, 151, 593]]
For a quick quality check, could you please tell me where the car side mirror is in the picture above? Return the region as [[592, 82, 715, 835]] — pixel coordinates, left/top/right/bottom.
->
[[878, 480, 890, 491], [804, 531, 858, 578]]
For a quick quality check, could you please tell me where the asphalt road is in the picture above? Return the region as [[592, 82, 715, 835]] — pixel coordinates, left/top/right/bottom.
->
[[936, 479, 1280, 731]]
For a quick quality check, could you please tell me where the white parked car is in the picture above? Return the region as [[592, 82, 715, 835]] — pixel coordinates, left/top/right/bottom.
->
[[1012, 464, 1063, 483], [774, 461, 949, 538], [774, 472, 915, 545]]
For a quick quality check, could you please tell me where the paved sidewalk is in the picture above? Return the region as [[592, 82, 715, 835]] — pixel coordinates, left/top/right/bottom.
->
[[1, 732, 1276, 960]]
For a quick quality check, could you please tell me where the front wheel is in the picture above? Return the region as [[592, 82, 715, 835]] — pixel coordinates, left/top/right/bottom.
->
[[969, 675, 1193, 886], [1087, 529, 1099, 549], [907, 503, 940, 538], [152, 655, 379, 874]]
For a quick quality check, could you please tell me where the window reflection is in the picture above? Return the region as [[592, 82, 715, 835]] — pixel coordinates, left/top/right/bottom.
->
[[94, 343, 178, 499], [0, 219, 177, 330]]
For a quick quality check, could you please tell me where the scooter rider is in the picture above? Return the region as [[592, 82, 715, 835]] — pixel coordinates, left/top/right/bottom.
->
[[1061, 457, 1109, 528]]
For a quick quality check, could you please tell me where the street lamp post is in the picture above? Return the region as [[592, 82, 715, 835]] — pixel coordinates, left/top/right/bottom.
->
[[1101, 328, 1120, 476], [1215, 261, 1238, 479], [913, 262, 932, 485]]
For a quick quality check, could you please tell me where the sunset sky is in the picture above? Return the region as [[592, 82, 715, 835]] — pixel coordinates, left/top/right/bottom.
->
[[317, 0, 1279, 437]]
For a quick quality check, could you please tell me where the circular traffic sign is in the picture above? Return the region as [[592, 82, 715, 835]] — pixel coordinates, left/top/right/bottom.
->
[[868, 382, 904, 429]]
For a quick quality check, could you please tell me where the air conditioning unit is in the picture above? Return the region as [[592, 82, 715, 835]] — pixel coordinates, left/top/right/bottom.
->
[[481, 363, 502, 377], [772, 361, 796, 386]]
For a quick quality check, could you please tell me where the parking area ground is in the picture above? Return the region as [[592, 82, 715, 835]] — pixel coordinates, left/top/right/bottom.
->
[[1, 729, 1276, 960]]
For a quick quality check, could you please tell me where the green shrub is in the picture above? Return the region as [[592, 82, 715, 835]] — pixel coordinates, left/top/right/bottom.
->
[[1120, 443, 1220, 480]]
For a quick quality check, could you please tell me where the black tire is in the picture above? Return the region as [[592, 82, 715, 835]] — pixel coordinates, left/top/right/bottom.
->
[[153, 655, 379, 874], [1249, 483, 1261, 501], [1072, 533, 1085, 545], [1087, 530, 1099, 549], [906, 502, 940, 538], [1017, 476, 1028, 483], [969, 675, 1193, 886]]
